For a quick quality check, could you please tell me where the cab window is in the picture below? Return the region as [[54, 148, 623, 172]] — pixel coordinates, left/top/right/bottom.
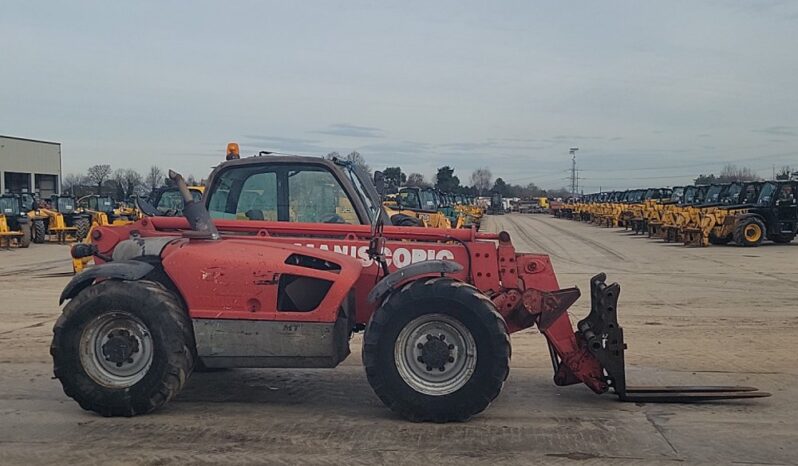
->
[[420, 190, 437, 210], [208, 164, 359, 223], [288, 169, 357, 224], [777, 184, 795, 203], [756, 183, 776, 205], [399, 190, 421, 210]]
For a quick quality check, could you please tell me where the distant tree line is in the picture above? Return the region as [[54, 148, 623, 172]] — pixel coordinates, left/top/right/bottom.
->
[[61, 164, 198, 200], [379, 163, 570, 199]]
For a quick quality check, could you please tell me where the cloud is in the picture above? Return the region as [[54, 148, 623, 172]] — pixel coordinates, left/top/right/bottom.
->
[[752, 126, 797, 137], [314, 123, 385, 138]]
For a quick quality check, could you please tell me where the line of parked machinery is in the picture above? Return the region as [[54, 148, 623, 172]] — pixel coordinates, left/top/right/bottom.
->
[[550, 180, 798, 247], [383, 188, 484, 229], [0, 185, 204, 252]]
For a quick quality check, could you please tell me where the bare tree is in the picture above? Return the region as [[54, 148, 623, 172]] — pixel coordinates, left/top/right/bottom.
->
[[406, 173, 426, 187], [61, 174, 86, 195], [186, 174, 198, 186], [470, 167, 492, 195], [777, 165, 794, 180], [718, 164, 760, 182], [86, 164, 112, 195], [146, 166, 164, 193], [113, 169, 144, 200], [325, 151, 341, 160], [346, 151, 370, 174]]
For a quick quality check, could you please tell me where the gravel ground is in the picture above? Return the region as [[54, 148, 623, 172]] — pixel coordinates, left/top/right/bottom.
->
[[0, 214, 795, 465]]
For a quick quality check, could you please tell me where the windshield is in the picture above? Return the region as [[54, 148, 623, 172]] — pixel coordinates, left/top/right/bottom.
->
[[398, 189, 421, 210], [57, 197, 75, 213], [684, 187, 698, 204], [0, 197, 19, 215], [704, 185, 723, 203], [20, 193, 35, 211], [420, 190, 437, 211], [723, 183, 742, 203], [756, 183, 776, 205], [96, 196, 114, 213]]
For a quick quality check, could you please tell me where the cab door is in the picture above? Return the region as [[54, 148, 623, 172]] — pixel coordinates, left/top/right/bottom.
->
[[775, 183, 798, 234]]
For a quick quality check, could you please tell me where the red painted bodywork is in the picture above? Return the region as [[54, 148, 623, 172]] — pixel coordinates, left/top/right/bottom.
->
[[89, 216, 607, 393]]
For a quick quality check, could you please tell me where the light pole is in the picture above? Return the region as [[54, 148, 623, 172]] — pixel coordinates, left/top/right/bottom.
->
[[569, 147, 579, 197]]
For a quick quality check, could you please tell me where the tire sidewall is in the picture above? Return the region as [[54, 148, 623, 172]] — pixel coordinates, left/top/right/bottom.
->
[[33, 220, 46, 243], [19, 222, 31, 248], [52, 280, 188, 415], [735, 216, 765, 246], [365, 279, 509, 421]]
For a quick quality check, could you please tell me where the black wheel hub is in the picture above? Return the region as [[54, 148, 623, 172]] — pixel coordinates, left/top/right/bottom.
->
[[102, 330, 140, 366], [418, 334, 453, 369]]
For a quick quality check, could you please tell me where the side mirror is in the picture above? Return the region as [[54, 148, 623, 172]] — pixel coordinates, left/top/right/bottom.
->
[[373, 171, 385, 197]]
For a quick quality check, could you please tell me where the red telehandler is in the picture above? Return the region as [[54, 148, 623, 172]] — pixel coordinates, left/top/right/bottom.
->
[[54, 153, 768, 421]]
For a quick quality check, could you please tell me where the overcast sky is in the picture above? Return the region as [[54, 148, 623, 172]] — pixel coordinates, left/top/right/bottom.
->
[[2, 1, 797, 190]]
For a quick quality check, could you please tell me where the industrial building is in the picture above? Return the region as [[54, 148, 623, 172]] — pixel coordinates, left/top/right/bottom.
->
[[0, 135, 62, 197]]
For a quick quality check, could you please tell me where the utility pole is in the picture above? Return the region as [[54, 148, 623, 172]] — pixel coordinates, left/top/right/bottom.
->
[[569, 147, 579, 197]]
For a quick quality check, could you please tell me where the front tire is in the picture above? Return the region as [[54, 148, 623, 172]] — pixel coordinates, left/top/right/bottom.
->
[[363, 278, 510, 422], [74, 218, 90, 241], [709, 232, 731, 245], [733, 216, 765, 247], [19, 223, 31, 248], [33, 220, 46, 243], [51, 280, 194, 416]]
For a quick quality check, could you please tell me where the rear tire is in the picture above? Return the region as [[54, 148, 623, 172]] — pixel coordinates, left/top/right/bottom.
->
[[733, 216, 765, 247], [51, 280, 195, 417], [33, 220, 46, 243], [363, 278, 510, 422], [19, 223, 32, 248]]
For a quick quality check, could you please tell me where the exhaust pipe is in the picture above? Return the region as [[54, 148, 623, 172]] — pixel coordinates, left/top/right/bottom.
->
[[168, 170, 219, 240]]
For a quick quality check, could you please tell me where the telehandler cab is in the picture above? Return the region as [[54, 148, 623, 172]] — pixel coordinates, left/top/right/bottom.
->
[[0, 193, 32, 248], [55, 153, 768, 422]]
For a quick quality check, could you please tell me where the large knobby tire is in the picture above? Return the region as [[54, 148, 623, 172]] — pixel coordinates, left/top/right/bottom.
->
[[33, 220, 46, 243], [708, 232, 731, 245], [391, 213, 423, 227], [733, 216, 765, 247], [51, 280, 195, 417], [363, 277, 510, 422], [19, 223, 32, 248], [74, 218, 90, 242]]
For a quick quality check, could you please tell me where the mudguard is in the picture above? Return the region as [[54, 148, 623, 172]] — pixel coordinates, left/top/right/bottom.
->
[[59, 260, 154, 304], [367, 260, 463, 304]]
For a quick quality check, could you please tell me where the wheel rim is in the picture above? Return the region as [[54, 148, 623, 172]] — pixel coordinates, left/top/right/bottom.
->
[[79, 312, 154, 388], [394, 313, 477, 396], [744, 224, 762, 242]]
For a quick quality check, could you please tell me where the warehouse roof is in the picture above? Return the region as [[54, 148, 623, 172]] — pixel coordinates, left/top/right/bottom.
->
[[0, 135, 61, 146]]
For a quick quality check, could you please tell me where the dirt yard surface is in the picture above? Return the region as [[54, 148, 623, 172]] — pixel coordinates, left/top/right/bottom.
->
[[1, 214, 796, 465]]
